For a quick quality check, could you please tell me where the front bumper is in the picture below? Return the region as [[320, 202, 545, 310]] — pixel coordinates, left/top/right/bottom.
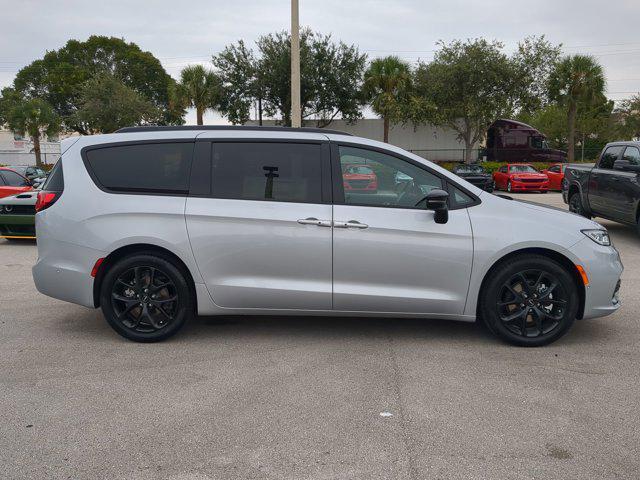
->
[[0, 214, 36, 238], [510, 181, 549, 191], [572, 237, 623, 320]]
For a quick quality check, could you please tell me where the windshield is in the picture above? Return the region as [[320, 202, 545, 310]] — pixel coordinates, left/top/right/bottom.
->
[[510, 165, 538, 173], [455, 164, 485, 174]]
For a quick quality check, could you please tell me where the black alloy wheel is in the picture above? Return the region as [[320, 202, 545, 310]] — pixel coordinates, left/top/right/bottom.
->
[[480, 255, 578, 347], [100, 254, 192, 342], [569, 193, 590, 218]]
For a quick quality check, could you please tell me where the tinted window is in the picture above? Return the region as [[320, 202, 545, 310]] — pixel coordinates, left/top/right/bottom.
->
[[599, 146, 623, 169], [211, 142, 322, 203], [85, 142, 193, 193], [548, 165, 560, 173], [338, 146, 442, 208], [1, 170, 29, 186], [43, 161, 64, 191], [622, 146, 640, 166]]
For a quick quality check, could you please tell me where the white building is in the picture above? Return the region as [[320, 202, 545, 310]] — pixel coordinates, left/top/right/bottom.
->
[[0, 129, 61, 166]]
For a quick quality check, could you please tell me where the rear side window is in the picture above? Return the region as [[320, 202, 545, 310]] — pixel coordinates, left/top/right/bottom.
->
[[43, 161, 64, 191], [85, 142, 193, 194], [599, 146, 623, 169], [1, 170, 29, 187], [211, 142, 322, 203]]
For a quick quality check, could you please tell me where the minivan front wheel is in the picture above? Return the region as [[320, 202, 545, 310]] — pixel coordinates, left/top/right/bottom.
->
[[480, 255, 578, 347], [100, 254, 192, 342]]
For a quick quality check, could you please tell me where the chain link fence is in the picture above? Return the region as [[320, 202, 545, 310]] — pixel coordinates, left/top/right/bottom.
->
[[408, 148, 603, 163]]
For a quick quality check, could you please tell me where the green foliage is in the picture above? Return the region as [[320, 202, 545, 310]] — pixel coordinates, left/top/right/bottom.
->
[[215, 29, 367, 127], [12, 35, 183, 132], [213, 40, 260, 125], [74, 72, 162, 133], [362, 56, 411, 141], [174, 65, 221, 125], [616, 94, 640, 140], [548, 55, 606, 161]]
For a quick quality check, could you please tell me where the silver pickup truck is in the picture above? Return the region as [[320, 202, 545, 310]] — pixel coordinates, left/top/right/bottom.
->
[[563, 141, 640, 233]]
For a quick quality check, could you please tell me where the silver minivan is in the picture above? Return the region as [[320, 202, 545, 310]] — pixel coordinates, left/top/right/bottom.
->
[[33, 126, 622, 346]]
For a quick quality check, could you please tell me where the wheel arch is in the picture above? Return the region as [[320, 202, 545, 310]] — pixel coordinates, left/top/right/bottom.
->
[[92, 243, 197, 309], [476, 247, 586, 320]]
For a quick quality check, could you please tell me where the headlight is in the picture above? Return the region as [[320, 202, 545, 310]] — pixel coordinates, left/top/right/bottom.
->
[[582, 229, 611, 246]]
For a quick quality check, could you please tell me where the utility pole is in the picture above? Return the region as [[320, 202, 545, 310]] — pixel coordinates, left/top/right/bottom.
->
[[290, 0, 301, 128]]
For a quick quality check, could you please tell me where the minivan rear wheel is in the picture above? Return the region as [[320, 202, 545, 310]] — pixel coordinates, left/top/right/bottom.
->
[[480, 255, 578, 347], [100, 254, 192, 342]]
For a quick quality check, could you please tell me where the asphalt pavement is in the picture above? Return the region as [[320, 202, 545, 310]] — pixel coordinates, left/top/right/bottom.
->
[[1, 192, 638, 479]]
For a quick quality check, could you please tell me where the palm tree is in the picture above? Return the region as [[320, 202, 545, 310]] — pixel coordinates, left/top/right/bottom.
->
[[362, 56, 411, 143], [177, 65, 221, 125], [0, 90, 60, 167], [549, 55, 605, 162]]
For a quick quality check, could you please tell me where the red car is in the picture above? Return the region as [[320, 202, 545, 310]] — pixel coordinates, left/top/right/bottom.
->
[[541, 163, 566, 191], [342, 164, 378, 192], [493, 164, 549, 193], [0, 167, 33, 199]]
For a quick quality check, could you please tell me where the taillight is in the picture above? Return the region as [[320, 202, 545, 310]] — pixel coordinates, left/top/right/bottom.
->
[[35, 191, 60, 212]]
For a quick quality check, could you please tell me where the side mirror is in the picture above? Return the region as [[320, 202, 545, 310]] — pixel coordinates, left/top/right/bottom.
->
[[425, 189, 449, 224], [613, 159, 640, 172]]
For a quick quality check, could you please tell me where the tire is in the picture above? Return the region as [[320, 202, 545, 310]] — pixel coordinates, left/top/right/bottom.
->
[[100, 253, 192, 342], [479, 254, 579, 347], [507, 181, 512, 193], [568, 192, 591, 218]]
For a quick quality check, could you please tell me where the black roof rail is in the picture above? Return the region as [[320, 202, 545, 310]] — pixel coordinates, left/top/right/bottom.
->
[[115, 125, 353, 136]]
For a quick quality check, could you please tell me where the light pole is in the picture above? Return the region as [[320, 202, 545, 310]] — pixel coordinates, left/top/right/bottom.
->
[[290, 0, 301, 128]]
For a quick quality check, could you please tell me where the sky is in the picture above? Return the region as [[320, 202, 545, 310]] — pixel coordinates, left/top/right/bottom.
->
[[1, 0, 639, 124]]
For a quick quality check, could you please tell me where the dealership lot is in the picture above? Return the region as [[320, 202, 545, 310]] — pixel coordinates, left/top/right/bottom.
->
[[1, 192, 639, 479]]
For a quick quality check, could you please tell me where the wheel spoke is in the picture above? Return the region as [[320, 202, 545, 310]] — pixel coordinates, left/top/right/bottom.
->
[[117, 301, 139, 319], [533, 271, 545, 291], [500, 308, 526, 324], [539, 282, 558, 300], [152, 303, 174, 320], [503, 283, 523, 302], [532, 308, 544, 336], [515, 273, 532, 295], [151, 295, 177, 304]]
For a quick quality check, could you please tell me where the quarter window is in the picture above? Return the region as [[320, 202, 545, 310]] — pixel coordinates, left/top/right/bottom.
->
[[599, 146, 623, 169], [622, 146, 640, 166], [338, 146, 442, 208], [211, 142, 322, 203], [85, 142, 193, 193]]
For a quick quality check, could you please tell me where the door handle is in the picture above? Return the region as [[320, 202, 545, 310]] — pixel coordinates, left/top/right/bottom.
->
[[297, 217, 332, 227], [334, 220, 369, 229]]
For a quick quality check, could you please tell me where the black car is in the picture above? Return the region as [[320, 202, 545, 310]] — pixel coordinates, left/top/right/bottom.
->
[[452, 164, 494, 192]]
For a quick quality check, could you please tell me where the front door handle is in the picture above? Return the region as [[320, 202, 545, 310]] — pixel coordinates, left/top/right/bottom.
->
[[297, 217, 332, 227], [334, 220, 369, 229]]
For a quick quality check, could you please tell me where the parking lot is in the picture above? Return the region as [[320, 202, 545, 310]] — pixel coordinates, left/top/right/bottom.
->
[[1, 192, 638, 480]]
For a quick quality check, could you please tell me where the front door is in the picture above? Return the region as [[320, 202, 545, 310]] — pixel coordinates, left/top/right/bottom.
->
[[331, 145, 473, 315], [591, 145, 624, 219], [186, 141, 333, 310]]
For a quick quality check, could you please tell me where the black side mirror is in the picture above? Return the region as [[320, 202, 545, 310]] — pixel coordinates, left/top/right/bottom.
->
[[425, 189, 449, 224], [614, 159, 640, 173]]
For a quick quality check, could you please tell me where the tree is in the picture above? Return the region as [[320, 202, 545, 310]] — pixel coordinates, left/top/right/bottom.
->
[[175, 65, 221, 125], [549, 55, 606, 162], [74, 72, 162, 133], [214, 29, 366, 127], [12, 36, 184, 133], [617, 94, 640, 140], [412, 39, 514, 163], [362, 56, 411, 143], [213, 40, 262, 125], [0, 89, 61, 167]]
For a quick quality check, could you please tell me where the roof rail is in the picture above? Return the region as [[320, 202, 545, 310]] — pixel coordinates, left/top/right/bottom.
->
[[115, 125, 353, 136]]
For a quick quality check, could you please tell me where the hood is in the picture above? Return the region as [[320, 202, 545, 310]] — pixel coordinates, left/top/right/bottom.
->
[[457, 172, 491, 179], [498, 194, 602, 230]]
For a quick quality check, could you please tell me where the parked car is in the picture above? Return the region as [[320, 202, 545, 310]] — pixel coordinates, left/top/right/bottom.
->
[[493, 163, 550, 193], [452, 163, 494, 192], [33, 126, 622, 347], [0, 187, 39, 240], [342, 164, 378, 192], [563, 141, 640, 232], [3, 165, 48, 186], [0, 167, 33, 199], [541, 163, 566, 191], [485, 119, 567, 163]]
